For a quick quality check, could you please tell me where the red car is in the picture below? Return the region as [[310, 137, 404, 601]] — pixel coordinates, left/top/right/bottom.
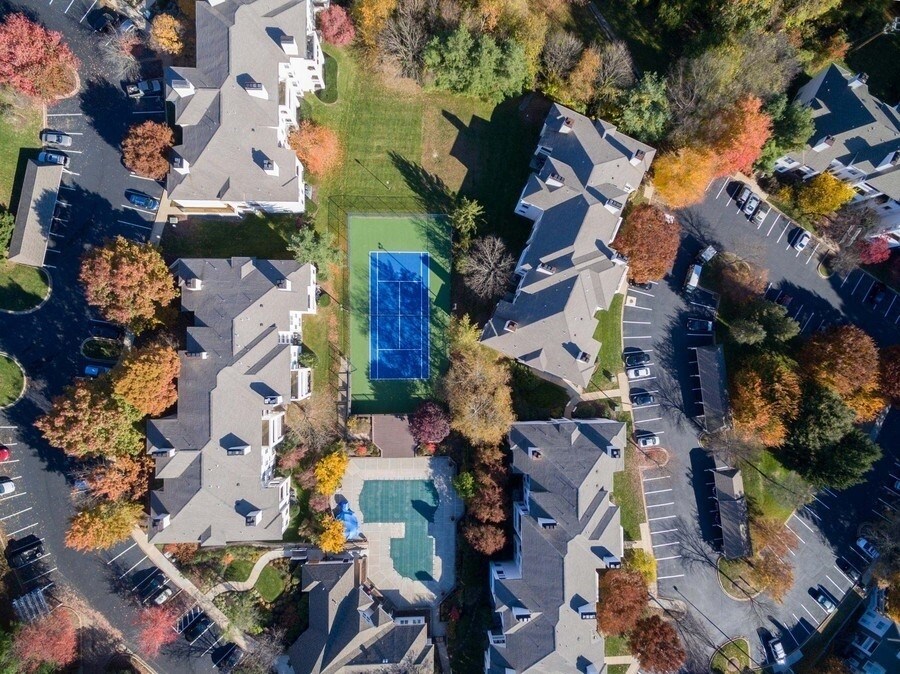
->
[[0, 446, 9, 462]]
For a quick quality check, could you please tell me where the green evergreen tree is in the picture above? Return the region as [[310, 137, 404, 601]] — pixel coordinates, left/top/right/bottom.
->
[[617, 72, 670, 144]]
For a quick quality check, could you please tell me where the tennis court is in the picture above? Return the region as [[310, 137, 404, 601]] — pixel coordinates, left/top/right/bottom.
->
[[347, 213, 451, 414], [369, 251, 430, 380]]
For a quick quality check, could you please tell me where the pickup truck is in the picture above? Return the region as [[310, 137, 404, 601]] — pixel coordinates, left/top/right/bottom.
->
[[126, 79, 162, 98]]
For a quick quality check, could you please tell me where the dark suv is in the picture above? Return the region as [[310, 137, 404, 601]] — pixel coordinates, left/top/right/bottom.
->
[[184, 615, 212, 643], [7, 535, 44, 568]]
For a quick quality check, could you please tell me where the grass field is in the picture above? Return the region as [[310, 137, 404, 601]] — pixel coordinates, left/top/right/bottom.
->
[[348, 214, 451, 413], [161, 213, 295, 261], [0, 355, 24, 407], [742, 450, 812, 524], [710, 638, 751, 674], [0, 261, 49, 312], [614, 435, 646, 542], [0, 93, 42, 212], [588, 293, 625, 392], [254, 565, 285, 602]]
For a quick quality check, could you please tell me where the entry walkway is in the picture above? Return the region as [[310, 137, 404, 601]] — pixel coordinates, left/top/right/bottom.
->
[[205, 548, 284, 600]]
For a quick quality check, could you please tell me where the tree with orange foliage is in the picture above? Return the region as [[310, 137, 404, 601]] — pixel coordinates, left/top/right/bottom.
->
[[113, 341, 181, 416], [162, 542, 199, 564], [463, 520, 506, 555], [730, 352, 800, 447], [0, 13, 79, 101], [121, 121, 174, 180], [85, 454, 154, 502], [629, 615, 686, 674], [882, 345, 900, 403], [597, 569, 647, 635], [353, 0, 398, 49], [468, 471, 508, 524], [653, 148, 717, 208], [801, 324, 879, 398], [845, 384, 887, 423], [718, 256, 768, 306], [288, 121, 342, 177], [135, 605, 181, 656], [565, 45, 600, 108], [714, 95, 772, 176], [13, 612, 77, 672], [613, 204, 681, 283]]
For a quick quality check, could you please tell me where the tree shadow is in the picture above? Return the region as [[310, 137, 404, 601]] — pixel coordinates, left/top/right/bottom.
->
[[388, 152, 453, 215], [79, 77, 133, 149]]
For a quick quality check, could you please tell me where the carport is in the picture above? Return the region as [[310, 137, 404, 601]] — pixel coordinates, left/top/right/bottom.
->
[[693, 344, 731, 433], [711, 462, 752, 560], [7, 160, 62, 268]]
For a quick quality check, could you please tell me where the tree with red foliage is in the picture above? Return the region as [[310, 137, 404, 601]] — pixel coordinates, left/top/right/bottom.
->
[[628, 615, 686, 673], [121, 120, 174, 180], [468, 470, 508, 524], [80, 236, 178, 332], [135, 604, 181, 656], [714, 95, 772, 176], [288, 121, 342, 176], [85, 454, 154, 501], [0, 13, 79, 100], [408, 401, 451, 446], [801, 324, 879, 397], [14, 612, 77, 672], [597, 569, 647, 635], [318, 5, 355, 46], [278, 444, 308, 472], [112, 340, 181, 416], [463, 520, 506, 555], [882, 345, 900, 404], [859, 238, 891, 265], [613, 204, 681, 283]]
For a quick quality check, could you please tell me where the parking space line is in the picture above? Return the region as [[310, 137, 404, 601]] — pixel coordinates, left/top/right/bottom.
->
[[806, 242, 820, 264], [18, 553, 52, 569], [792, 513, 816, 532], [886, 295, 897, 318], [116, 219, 153, 230], [822, 487, 837, 497], [645, 489, 673, 495], [658, 574, 685, 580], [0, 507, 32, 521], [635, 417, 662, 423], [28, 567, 57, 582], [652, 541, 679, 548], [792, 615, 811, 633], [766, 215, 780, 236], [801, 313, 815, 333], [803, 506, 822, 520], [623, 335, 653, 339], [812, 495, 830, 509], [107, 542, 137, 565], [825, 575, 843, 595], [877, 497, 896, 512], [833, 566, 853, 584], [715, 180, 728, 199], [46, 113, 82, 117], [784, 522, 806, 544], [623, 321, 652, 324], [852, 274, 864, 294], [656, 555, 682, 561], [80, 0, 97, 22], [776, 222, 790, 243], [0, 493, 27, 502], [643, 475, 669, 482], [801, 604, 819, 620], [648, 515, 677, 521], [650, 528, 677, 535], [202, 636, 223, 656], [118, 555, 148, 580], [646, 502, 675, 508], [7, 523, 38, 536], [132, 110, 166, 115]]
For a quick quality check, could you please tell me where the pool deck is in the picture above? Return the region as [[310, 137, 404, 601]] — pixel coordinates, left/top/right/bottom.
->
[[338, 457, 463, 611]]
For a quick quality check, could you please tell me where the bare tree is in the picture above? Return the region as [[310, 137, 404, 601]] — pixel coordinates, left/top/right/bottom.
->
[[541, 29, 582, 80], [594, 41, 635, 102], [237, 627, 286, 673], [100, 33, 141, 80], [460, 235, 514, 301], [379, 0, 429, 80]]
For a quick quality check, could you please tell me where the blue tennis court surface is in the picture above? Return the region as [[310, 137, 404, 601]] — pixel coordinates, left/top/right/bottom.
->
[[369, 251, 430, 380]]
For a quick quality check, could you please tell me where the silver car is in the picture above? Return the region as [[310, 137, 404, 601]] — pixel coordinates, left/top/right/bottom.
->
[[751, 204, 770, 226], [40, 130, 72, 147], [793, 231, 811, 251], [743, 193, 760, 216], [736, 184, 752, 207], [627, 367, 651, 380]]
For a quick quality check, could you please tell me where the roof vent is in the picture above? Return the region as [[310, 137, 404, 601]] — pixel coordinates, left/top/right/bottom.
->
[[263, 395, 283, 405], [504, 320, 518, 333], [609, 446, 622, 459], [171, 78, 194, 97], [277, 279, 292, 291], [512, 606, 532, 623], [246, 510, 263, 526], [528, 447, 542, 460], [578, 603, 597, 620], [281, 35, 299, 56], [630, 148, 646, 166], [185, 351, 208, 359], [152, 447, 176, 458], [603, 554, 622, 569], [813, 135, 836, 152], [604, 198, 624, 214], [577, 350, 592, 364], [262, 159, 279, 177], [546, 172, 565, 188], [243, 80, 268, 100], [172, 154, 190, 175], [227, 445, 251, 456], [183, 277, 202, 291]]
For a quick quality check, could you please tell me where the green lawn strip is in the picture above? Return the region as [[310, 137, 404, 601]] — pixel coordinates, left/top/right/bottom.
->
[[0, 262, 49, 312], [315, 53, 338, 104], [224, 560, 253, 583], [0, 93, 42, 211], [82, 338, 123, 362], [509, 361, 569, 420], [605, 634, 630, 657], [254, 565, 285, 602], [0, 354, 24, 407], [710, 637, 751, 674], [299, 309, 332, 394], [794, 589, 865, 674], [741, 450, 812, 523], [160, 213, 295, 262], [347, 214, 451, 414], [717, 557, 759, 600], [614, 437, 646, 542], [587, 294, 624, 392], [606, 665, 629, 674]]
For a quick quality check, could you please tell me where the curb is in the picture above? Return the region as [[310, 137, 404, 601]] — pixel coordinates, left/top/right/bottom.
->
[[714, 555, 762, 602], [0, 267, 52, 315], [0, 352, 27, 410], [708, 636, 751, 674]]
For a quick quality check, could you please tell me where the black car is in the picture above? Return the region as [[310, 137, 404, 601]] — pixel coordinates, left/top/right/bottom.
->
[[837, 557, 861, 583], [138, 571, 166, 602], [629, 279, 653, 291], [867, 282, 887, 305], [215, 643, 244, 671], [686, 318, 714, 333], [184, 615, 212, 643], [624, 352, 650, 368], [7, 536, 44, 568], [631, 393, 656, 407]]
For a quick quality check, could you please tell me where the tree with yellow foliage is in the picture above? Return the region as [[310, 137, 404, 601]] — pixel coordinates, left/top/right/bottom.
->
[[353, 0, 397, 50], [653, 148, 717, 208], [318, 515, 346, 554], [792, 173, 855, 218], [564, 45, 600, 109], [150, 14, 184, 55], [314, 449, 349, 495]]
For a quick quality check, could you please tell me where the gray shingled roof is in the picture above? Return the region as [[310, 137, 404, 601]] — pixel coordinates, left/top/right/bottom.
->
[[786, 64, 900, 179], [712, 466, 751, 560], [166, 0, 310, 204], [482, 104, 655, 390], [288, 560, 434, 674], [147, 257, 315, 546], [694, 344, 730, 433], [8, 160, 62, 268], [487, 420, 626, 674]]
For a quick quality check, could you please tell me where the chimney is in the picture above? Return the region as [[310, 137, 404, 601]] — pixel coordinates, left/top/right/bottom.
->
[[849, 72, 868, 90], [171, 78, 194, 98], [281, 35, 299, 56], [243, 80, 268, 99], [183, 277, 202, 291], [152, 513, 171, 529], [560, 117, 574, 134], [812, 135, 835, 152], [277, 279, 292, 291], [546, 172, 564, 188], [630, 148, 646, 166], [263, 158, 279, 176], [172, 154, 190, 175]]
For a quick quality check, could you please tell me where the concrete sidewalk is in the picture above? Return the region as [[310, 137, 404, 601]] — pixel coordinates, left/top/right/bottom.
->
[[205, 548, 284, 600], [130, 528, 251, 650]]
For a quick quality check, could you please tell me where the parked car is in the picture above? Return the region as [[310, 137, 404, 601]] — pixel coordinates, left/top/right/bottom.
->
[[630, 393, 655, 407], [84, 365, 110, 378], [856, 537, 879, 560], [215, 644, 244, 671], [768, 637, 786, 664], [894, 478, 900, 492], [867, 282, 887, 305], [126, 79, 162, 98], [139, 572, 166, 602], [7, 536, 44, 569], [184, 615, 213, 642], [37, 150, 69, 168], [742, 193, 761, 217], [837, 557, 861, 583], [793, 230, 811, 251], [150, 586, 174, 606], [125, 190, 160, 211], [686, 318, 713, 333], [627, 367, 651, 380], [40, 130, 72, 147], [697, 245, 718, 264], [629, 279, 653, 290], [813, 587, 836, 614], [90, 11, 134, 35], [0, 477, 15, 495], [684, 263, 703, 291], [637, 435, 660, 448], [0, 445, 9, 462], [751, 204, 771, 226], [624, 352, 650, 368], [736, 184, 752, 207]]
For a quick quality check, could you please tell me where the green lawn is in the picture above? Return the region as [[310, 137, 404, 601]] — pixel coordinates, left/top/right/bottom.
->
[[0, 92, 42, 211], [710, 638, 751, 674], [347, 214, 451, 414], [741, 450, 812, 524], [614, 438, 645, 542], [509, 361, 569, 420], [587, 294, 624, 392], [315, 53, 338, 104], [607, 665, 629, 674], [161, 213, 296, 262], [0, 354, 24, 407], [224, 560, 253, 583], [254, 565, 285, 602], [0, 262, 49, 312], [81, 338, 123, 362], [605, 634, 630, 657], [717, 557, 759, 600]]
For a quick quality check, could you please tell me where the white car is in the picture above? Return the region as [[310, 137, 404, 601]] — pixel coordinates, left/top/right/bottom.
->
[[637, 435, 660, 448], [768, 638, 786, 664], [793, 231, 811, 251], [0, 477, 15, 495], [627, 367, 651, 380], [856, 537, 879, 560]]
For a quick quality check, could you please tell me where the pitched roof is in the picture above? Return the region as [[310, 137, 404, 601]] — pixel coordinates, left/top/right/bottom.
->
[[8, 160, 62, 267], [694, 344, 730, 433], [712, 465, 751, 560], [147, 257, 315, 545], [166, 0, 311, 204], [488, 420, 626, 673], [787, 64, 900, 176], [482, 104, 654, 389]]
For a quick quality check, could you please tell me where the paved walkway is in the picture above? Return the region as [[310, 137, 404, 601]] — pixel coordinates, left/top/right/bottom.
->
[[129, 528, 251, 651], [205, 548, 285, 600]]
